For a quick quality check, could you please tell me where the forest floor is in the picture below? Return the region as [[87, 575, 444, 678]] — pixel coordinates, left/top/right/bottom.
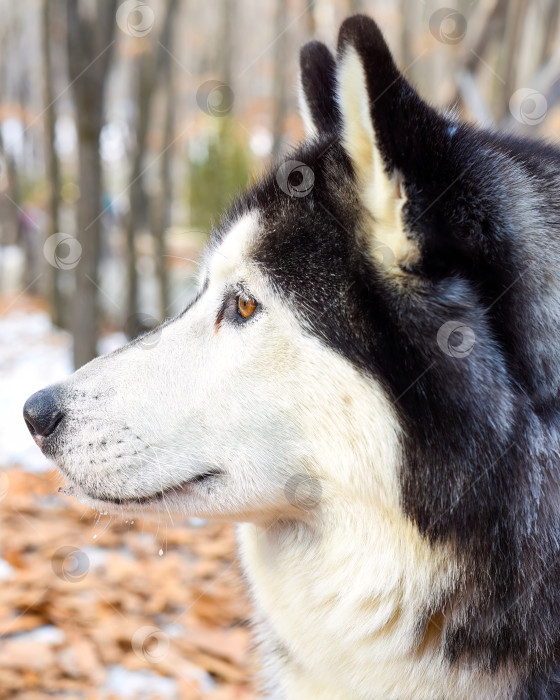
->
[[0, 295, 257, 699]]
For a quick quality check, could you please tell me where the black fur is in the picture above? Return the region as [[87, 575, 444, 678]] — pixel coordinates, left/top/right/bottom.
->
[[299, 40, 340, 133], [217, 14, 560, 697]]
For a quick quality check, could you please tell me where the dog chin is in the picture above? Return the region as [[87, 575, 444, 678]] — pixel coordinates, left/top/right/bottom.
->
[[57, 469, 225, 516], [57, 480, 144, 515]]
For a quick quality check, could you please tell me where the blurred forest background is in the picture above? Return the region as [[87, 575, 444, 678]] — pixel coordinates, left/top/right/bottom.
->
[[1, 0, 560, 698], [2, 0, 560, 368]]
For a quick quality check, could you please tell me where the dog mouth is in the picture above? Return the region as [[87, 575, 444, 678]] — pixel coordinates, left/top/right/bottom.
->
[[60, 469, 224, 507]]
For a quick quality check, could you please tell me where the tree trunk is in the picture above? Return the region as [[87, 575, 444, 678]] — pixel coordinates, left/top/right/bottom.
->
[[73, 132, 102, 367], [399, 0, 415, 78], [271, 1, 289, 160], [125, 32, 160, 337], [218, 0, 233, 88], [67, 0, 116, 369], [41, 0, 63, 327], [0, 130, 20, 250], [305, 0, 316, 37], [151, 0, 179, 320], [348, 0, 363, 13], [495, 0, 528, 124]]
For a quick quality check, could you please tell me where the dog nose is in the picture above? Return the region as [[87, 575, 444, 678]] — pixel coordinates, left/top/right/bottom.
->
[[23, 387, 64, 439]]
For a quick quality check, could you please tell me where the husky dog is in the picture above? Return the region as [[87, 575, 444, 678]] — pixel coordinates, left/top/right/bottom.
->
[[23, 14, 560, 699]]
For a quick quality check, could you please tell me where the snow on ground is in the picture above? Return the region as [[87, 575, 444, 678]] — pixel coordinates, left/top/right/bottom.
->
[[0, 306, 127, 472], [101, 666, 179, 700], [0, 310, 72, 472]]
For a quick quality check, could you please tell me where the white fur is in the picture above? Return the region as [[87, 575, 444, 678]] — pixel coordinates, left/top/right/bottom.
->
[[336, 47, 419, 272]]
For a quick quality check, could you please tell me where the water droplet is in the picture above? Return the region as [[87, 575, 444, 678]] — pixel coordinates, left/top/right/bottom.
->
[[158, 548, 163, 556], [93, 534, 97, 539], [130, 520, 134, 525]]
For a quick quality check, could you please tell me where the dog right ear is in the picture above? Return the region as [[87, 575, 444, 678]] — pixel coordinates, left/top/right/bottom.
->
[[335, 15, 439, 272], [299, 40, 340, 138]]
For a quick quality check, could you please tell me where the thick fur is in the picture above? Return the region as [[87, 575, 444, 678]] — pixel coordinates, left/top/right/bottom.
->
[[24, 15, 560, 699]]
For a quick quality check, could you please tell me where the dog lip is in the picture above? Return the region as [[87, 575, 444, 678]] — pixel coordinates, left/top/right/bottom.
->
[[90, 469, 225, 506]]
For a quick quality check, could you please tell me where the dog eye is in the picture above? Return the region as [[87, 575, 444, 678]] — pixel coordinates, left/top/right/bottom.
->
[[238, 295, 256, 319], [216, 290, 260, 327]]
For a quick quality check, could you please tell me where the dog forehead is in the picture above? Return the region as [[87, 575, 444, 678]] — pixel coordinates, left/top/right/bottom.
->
[[208, 212, 260, 281]]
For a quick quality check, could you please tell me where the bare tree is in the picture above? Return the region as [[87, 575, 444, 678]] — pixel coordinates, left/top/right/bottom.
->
[[125, 51, 153, 337], [271, 0, 289, 160], [218, 0, 233, 89], [0, 9, 20, 256], [151, 0, 180, 320], [41, 0, 62, 327], [493, 0, 529, 123], [124, 15, 169, 336], [348, 0, 363, 13], [304, 0, 316, 37], [67, 0, 117, 368]]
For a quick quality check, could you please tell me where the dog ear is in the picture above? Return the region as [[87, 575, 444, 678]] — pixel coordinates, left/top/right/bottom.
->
[[336, 15, 424, 272], [299, 40, 340, 138]]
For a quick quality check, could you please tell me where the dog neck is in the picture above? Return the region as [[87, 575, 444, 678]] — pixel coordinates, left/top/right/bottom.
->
[[237, 506, 515, 699]]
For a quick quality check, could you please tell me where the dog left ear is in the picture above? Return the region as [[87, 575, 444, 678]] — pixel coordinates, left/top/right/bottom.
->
[[299, 40, 340, 138], [336, 15, 430, 271]]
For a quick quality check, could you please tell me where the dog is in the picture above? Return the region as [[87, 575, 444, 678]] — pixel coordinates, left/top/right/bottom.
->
[[23, 14, 560, 699]]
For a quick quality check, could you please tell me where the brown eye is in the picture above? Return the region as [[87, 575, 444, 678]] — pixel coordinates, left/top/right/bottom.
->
[[238, 296, 256, 319]]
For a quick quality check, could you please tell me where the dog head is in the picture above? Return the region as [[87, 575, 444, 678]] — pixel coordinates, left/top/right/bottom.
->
[[23, 16, 559, 564]]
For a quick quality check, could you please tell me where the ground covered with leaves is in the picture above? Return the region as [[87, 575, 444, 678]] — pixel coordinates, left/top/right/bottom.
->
[[0, 467, 257, 699]]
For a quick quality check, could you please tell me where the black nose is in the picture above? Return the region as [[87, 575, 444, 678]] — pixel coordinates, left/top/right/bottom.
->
[[23, 387, 64, 439]]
